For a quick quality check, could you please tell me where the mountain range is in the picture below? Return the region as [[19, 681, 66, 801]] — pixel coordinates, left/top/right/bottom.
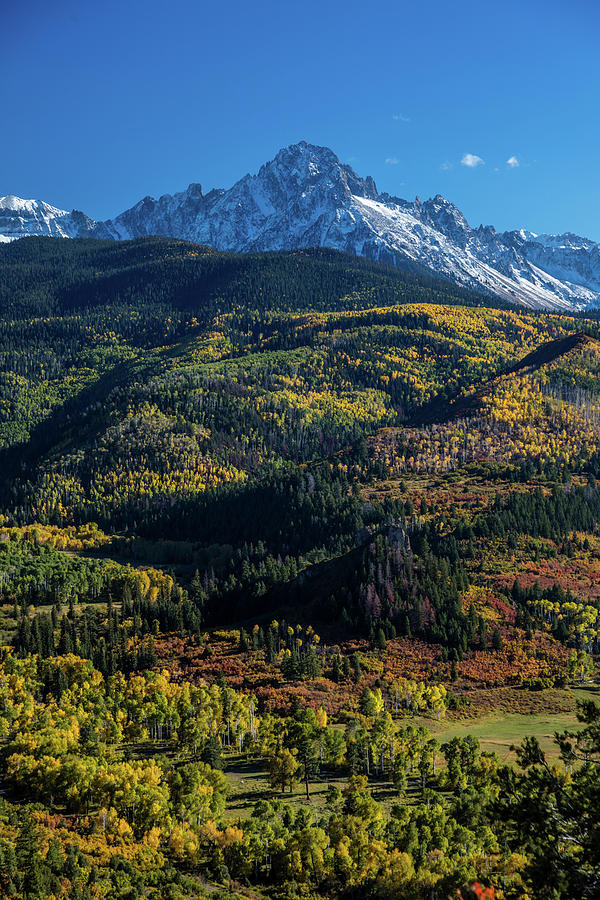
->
[[2, 141, 599, 311]]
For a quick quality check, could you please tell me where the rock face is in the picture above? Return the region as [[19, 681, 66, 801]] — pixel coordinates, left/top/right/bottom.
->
[[2, 142, 600, 311]]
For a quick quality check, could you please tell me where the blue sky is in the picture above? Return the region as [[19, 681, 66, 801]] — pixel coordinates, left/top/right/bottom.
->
[[2, 0, 599, 239]]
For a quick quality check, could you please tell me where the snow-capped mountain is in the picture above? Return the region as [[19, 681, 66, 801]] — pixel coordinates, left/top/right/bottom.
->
[[0, 195, 95, 243], [2, 142, 600, 311]]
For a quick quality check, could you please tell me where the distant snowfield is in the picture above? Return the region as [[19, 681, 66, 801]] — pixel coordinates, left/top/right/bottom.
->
[[2, 142, 600, 311]]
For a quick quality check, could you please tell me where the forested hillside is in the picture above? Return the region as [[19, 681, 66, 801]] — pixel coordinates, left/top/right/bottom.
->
[[0, 237, 599, 899]]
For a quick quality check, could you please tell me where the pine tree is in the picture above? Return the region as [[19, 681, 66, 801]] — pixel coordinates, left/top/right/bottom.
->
[[342, 656, 351, 680], [491, 628, 503, 651], [332, 654, 342, 683], [16, 815, 46, 900]]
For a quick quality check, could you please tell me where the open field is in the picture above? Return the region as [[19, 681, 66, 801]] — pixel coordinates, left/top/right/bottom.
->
[[422, 707, 585, 763], [223, 693, 593, 822]]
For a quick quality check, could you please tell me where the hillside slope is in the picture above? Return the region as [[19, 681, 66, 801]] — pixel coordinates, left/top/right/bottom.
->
[[0, 237, 586, 534], [2, 236, 600, 658]]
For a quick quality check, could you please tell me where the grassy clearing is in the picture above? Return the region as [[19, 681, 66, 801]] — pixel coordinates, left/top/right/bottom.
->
[[223, 755, 346, 822], [223, 758, 423, 822], [223, 694, 593, 821], [420, 710, 582, 763], [418, 687, 596, 761]]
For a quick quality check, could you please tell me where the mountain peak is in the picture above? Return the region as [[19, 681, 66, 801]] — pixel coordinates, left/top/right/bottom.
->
[[258, 142, 378, 201], [0, 195, 92, 241], [422, 193, 463, 214], [265, 142, 340, 181], [1, 195, 66, 215], [420, 194, 470, 242], [273, 140, 339, 164], [186, 182, 204, 198], [1, 194, 23, 209]]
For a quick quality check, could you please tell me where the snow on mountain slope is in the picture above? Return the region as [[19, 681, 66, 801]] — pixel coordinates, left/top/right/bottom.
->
[[2, 143, 599, 311], [348, 195, 577, 310], [0, 195, 96, 241]]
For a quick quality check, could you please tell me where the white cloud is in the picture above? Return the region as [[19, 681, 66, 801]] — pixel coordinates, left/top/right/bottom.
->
[[506, 155, 520, 168], [461, 153, 484, 168], [440, 161, 453, 171], [385, 157, 400, 165], [392, 113, 410, 122]]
